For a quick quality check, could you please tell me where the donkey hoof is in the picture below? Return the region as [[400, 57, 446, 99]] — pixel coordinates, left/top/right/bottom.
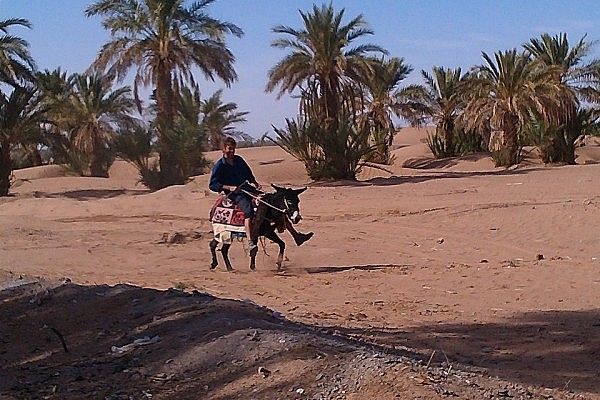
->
[[210, 262, 218, 270]]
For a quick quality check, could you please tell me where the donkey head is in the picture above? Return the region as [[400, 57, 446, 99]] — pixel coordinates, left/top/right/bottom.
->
[[271, 184, 307, 224]]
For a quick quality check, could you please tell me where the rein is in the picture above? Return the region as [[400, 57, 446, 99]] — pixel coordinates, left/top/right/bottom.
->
[[240, 188, 286, 213]]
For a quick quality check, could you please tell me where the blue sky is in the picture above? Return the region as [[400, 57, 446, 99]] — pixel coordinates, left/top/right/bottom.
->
[[2, 0, 600, 137]]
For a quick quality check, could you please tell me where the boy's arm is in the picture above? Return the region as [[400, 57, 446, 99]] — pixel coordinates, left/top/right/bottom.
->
[[241, 157, 259, 187], [208, 162, 223, 193], [209, 161, 239, 193]]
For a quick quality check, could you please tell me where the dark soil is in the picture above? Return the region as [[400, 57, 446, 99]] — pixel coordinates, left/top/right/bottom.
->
[[0, 273, 591, 400]]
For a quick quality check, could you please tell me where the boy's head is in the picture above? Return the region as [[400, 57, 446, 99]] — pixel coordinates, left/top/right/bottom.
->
[[222, 137, 236, 160]]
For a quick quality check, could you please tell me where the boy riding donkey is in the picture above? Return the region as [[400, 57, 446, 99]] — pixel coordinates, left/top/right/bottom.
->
[[209, 137, 313, 256]]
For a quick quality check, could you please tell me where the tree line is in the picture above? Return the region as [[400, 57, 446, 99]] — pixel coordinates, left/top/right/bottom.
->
[[0, 1, 248, 196], [268, 4, 600, 180], [2, 1, 600, 196]]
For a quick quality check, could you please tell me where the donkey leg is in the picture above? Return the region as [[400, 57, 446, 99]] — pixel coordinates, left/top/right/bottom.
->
[[264, 231, 286, 271], [221, 243, 234, 272], [249, 239, 259, 271], [209, 239, 219, 270]]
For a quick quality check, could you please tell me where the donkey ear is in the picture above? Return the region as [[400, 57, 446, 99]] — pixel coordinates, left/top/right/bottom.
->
[[295, 187, 307, 195], [271, 183, 284, 191]]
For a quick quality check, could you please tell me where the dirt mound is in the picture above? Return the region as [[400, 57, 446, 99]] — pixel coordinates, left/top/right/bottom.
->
[[0, 278, 584, 400]]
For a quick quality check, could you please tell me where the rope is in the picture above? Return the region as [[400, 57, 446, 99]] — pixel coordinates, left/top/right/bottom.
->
[[239, 188, 286, 213]]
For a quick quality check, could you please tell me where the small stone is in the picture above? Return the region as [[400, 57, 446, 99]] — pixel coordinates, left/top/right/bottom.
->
[[258, 366, 271, 378], [436, 238, 444, 244]]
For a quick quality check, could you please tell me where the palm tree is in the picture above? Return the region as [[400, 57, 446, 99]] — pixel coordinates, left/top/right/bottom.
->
[[359, 56, 424, 163], [66, 72, 136, 177], [266, 3, 387, 130], [415, 66, 469, 157], [0, 86, 44, 195], [37, 68, 75, 165], [0, 18, 35, 89], [86, 0, 243, 186], [173, 85, 210, 175], [200, 89, 248, 150], [464, 50, 572, 166], [524, 33, 600, 98], [267, 4, 389, 180], [524, 33, 600, 163], [37, 68, 72, 116], [0, 18, 38, 195]]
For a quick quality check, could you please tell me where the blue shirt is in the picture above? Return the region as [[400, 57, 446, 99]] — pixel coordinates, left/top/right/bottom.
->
[[209, 155, 257, 193]]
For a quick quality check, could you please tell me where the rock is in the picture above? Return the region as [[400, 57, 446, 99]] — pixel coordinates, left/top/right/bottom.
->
[[249, 330, 261, 341], [258, 366, 271, 378]]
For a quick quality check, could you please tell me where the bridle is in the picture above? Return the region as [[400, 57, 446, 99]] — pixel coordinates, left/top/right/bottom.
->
[[240, 187, 300, 222], [283, 197, 301, 222], [239, 187, 285, 213]]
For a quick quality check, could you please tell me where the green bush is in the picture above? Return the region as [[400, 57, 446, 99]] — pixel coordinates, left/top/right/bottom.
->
[[457, 130, 486, 154], [492, 147, 522, 167], [273, 113, 374, 181], [64, 149, 88, 176], [114, 127, 160, 189], [427, 129, 485, 158], [426, 132, 453, 158], [364, 128, 395, 165], [115, 123, 209, 190], [522, 108, 600, 165]]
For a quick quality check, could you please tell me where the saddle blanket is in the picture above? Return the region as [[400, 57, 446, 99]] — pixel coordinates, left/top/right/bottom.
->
[[212, 223, 246, 243], [209, 196, 250, 244], [209, 196, 247, 227]]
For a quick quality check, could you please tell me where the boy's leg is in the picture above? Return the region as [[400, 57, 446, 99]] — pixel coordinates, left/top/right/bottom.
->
[[284, 218, 313, 246], [234, 194, 257, 250]]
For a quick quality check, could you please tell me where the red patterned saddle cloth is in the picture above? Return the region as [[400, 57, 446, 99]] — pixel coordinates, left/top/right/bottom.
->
[[209, 196, 247, 227]]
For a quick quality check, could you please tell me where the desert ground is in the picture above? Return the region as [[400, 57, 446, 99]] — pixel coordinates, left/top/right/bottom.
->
[[1, 127, 599, 399]]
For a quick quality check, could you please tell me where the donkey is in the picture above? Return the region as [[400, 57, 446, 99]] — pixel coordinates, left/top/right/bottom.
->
[[209, 184, 309, 271]]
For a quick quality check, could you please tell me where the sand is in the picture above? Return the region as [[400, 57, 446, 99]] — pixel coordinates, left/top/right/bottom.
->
[[1, 127, 599, 399]]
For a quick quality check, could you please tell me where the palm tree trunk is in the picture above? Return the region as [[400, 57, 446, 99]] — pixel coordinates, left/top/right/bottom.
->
[[503, 116, 520, 166], [84, 131, 108, 177], [562, 110, 577, 164], [322, 84, 339, 132], [157, 128, 185, 187], [89, 151, 108, 178], [155, 65, 184, 187], [0, 141, 12, 196], [210, 130, 222, 151], [563, 133, 576, 164], [27, 145, 43, 166], [444, 119, 455, 156]]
